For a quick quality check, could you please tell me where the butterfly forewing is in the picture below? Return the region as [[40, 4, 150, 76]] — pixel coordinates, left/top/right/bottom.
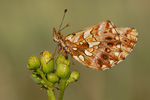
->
[[56, 20, 138, 70]]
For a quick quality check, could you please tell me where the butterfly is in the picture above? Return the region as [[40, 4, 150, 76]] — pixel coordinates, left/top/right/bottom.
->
[[53, 10, 138, 70]]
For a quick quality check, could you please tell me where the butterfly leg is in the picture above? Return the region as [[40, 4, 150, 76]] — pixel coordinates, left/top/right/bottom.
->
[[46, 43, 58, 65], [53, 42, 58, 57], [71, 55, 77, 71]]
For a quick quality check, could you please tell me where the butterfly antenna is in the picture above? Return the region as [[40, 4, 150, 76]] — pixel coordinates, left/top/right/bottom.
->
[[59, 9, 68, 31]]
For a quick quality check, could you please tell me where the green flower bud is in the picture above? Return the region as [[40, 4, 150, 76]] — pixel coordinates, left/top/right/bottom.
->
[[40, 80, 46, 85], [30, 73, 43, 84], [56, 54, 70, 66], [56, 63, 70, 79], [40, 51, 54, 74], [47, 73, 59, 83], [67, 71, 80, 83], [27, 56, 40, 70]]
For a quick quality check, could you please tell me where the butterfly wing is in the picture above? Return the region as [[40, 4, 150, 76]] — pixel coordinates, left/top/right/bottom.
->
[[65, 20, 138, 70]]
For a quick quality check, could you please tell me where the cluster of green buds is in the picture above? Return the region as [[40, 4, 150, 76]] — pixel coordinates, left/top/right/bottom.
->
[[27, 51, 80, 100]]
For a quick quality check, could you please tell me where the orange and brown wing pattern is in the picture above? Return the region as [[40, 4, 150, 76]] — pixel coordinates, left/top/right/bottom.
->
[[114, 27, 138, 65], [65, 20, 138, 70]]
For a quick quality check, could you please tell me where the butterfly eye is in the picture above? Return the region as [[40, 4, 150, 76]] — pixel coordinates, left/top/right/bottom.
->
[[53, 38, 57, 42]]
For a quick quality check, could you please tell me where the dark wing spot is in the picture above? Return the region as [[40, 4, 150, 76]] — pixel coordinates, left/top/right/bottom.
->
[[124, 40, 127, 42], [104, 31, 107, 33], [96, 59, 102, 68], [107, 42, 114, 47], [101, 54, 108, 60], [124, 33, 128, 37], [105, 36, 112, 40]]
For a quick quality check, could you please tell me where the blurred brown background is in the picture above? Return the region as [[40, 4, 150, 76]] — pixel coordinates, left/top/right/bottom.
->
[[0, 0, 149, 100]]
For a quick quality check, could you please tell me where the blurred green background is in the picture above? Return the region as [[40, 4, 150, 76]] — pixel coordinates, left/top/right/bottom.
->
[[0, 0, 149, 100]]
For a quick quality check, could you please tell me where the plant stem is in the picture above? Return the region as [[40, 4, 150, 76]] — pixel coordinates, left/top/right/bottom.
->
[[47, 87, 56, 100], [36, 69, 56, 100], [59, 79, 66, 100], [36, 68, 48, 83]]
